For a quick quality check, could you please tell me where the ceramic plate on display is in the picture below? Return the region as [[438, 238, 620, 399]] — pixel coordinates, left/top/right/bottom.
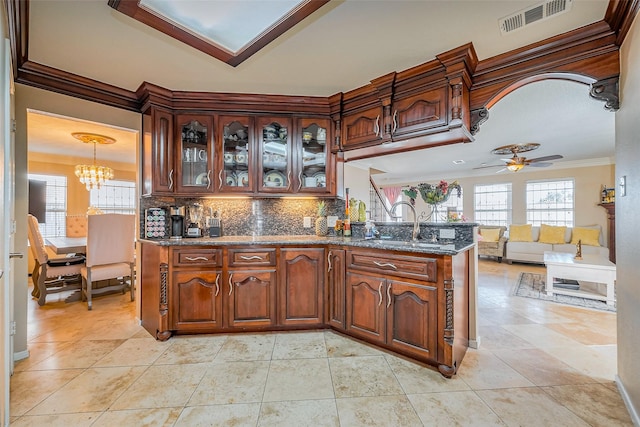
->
[[235, 150, 248, 165], [236, 171, 249, 187], [223, 153, 235, 165], [264, 170, 286, 187], [195, 172, 209, 185], [225, 173, 237, 186], [312, 172, 326, 187]]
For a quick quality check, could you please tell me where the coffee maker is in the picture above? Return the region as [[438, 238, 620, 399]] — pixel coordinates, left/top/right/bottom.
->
[[169, 205, 185, 239]]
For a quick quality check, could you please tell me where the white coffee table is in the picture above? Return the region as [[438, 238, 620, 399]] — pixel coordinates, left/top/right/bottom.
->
[[543, 251, 616, 306]]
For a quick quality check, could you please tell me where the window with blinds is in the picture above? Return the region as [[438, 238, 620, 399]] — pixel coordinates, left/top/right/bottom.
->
[[526, 179, 574, 227], [89, 180, 136, 214], [474, 183, 512, 226]]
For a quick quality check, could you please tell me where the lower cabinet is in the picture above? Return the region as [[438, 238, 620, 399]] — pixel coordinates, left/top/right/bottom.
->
[[172, 270, 223, 331], [345, 250, 439, 362], [278, 248, 325, 326], [226, 269, 277, 329], [327, 249, 346, 330], [386, 279, 438, 360]]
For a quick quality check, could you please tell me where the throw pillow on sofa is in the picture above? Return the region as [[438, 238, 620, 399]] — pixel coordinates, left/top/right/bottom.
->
[[509, 224, 532, 242], [539, 224, 567, 244], [571, 227, 601, 246], [480, 228, 501, 242]]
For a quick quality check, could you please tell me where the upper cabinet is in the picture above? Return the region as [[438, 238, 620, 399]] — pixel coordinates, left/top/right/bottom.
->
[[390, 87, 448, 140], [219, 115, 254, 193], [258, 117, 293, 193], [141, 108, 338, 197], [175, 115, 215, 194], [341, 105, 385, 150], [298, 118, 332, 194]]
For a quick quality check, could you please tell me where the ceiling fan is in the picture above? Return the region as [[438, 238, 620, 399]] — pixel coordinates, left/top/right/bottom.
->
[[474, 143, 563, 173]]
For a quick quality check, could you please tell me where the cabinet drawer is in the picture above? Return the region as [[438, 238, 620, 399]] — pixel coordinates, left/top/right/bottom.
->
[[228, 248, 276, 267], [172, 248, 222, 267], [347, 251, 437, 282]]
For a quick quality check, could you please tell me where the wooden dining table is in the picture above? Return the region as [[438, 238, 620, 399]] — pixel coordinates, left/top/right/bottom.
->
[[45, 236, 87, 255]]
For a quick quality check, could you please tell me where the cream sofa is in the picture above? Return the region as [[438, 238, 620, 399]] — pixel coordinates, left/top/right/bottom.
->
[[505, 225, 609, 264]]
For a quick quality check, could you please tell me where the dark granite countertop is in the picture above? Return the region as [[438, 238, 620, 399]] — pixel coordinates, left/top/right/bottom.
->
[[139, 235, 475, 256]]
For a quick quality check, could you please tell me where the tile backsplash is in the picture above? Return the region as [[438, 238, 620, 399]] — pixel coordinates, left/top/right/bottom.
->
[[140, 196, 346, 238]]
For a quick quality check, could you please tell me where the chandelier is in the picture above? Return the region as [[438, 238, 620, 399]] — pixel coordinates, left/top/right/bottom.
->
[[72, 132, 116, 190]]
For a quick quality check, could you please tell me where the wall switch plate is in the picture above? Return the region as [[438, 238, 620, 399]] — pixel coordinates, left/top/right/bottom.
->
[[303, 217, 312, 228], [327, 216, 338, 227], [619, 176, 627, 197], [440, 228, 455, 239]]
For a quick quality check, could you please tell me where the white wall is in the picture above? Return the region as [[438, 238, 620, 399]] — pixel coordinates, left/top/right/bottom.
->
[[14, 85, 140, 357], [344, 163, 370, 210], [615, 13, 640, 424]]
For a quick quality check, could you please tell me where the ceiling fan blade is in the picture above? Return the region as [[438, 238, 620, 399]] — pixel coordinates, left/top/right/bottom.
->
[[473, 164, 505, 170], [528, 162, 553, 167], [500, 158, 515, 163], [495, 168, 507, 174], [528, 154, 563, 163]]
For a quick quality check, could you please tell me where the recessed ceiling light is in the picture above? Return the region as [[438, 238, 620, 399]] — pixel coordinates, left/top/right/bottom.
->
[[452, 160, 466, 165]]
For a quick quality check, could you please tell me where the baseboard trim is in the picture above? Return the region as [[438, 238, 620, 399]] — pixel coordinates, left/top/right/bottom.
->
[[469, 336, 481, 349], [615, 375, 640, 426], [14, 349, 29, 362]]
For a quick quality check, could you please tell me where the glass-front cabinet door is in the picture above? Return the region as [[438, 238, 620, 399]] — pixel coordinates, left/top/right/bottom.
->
[[298, 118, 330, 193], [219, 115, 253, 193], [258, 117, 292, 193], [175, 115, 214, 193]]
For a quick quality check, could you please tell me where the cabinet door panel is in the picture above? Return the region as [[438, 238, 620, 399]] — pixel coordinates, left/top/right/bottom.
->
[[341, 106, 384, 150], [386, 280, 437, 360], [298, 118, 332, 194], [172, 271, 222, 331], [219, 115, 254, 193], [227, 270, 276, 328], [279, 248, 324, 325], [175, 114, 215, 194], [328, 249, 346, 330], [258, 117, 293, 193], [391, 88, 447, 140], [346, 272, 385, 343], [145, 108, 174, 195]]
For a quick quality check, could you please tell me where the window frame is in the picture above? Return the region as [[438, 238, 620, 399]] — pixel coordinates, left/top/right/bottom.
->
[[89, 179, 137, 214], [473, 183, 512, 226], [27, 173, 68, 238], [525, 178, 575, 227]]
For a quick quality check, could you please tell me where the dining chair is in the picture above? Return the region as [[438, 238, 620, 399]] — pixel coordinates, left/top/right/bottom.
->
[[65, 214, 87, 238], [81, 213, 136, 310], [27, 214, 85, 306]]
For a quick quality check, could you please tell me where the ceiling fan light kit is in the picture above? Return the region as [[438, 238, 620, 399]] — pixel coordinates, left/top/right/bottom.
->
[[473, 143, 563, 173]]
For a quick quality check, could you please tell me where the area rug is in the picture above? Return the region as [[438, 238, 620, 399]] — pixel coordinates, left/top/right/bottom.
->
[[513, 272, 616, 312]]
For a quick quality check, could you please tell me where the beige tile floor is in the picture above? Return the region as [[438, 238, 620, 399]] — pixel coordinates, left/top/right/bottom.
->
[[10, 260, 633, 426]]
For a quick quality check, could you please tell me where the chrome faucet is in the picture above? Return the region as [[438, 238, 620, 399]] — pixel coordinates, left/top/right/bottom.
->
[[390, 201, 420, 241]]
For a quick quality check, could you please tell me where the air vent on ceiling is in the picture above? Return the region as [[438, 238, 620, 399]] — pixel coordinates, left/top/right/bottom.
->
[[499, 0, 573, 35]]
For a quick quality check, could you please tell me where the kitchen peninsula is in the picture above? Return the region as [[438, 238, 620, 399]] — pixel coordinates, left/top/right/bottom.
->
[[139, 226, 477, 378]]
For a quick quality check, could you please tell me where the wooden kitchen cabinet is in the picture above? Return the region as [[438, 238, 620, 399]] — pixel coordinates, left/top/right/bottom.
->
[[345, 271, 386, 343], [218, 115, 254, 193], [386, 279, 438, 360], [345, 249, 440, 363], [175, 114, 215, 194], [258, 116, 293, 193], [142, 107, 174, 196], [172, 270, 223, 331], [327, 249, 346, 330], [226, 269, 277, 329], [297, 118, 333, 194], [170, 247, 223, 332], [390, 87, 448, 140], [278, 248, 325, 326], [341, 105, 385, 150]]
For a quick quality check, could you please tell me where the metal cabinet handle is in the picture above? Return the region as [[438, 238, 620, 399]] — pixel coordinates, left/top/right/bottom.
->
[[215, 273, 220, 297], [228, 273, 234, 296], [168, 169, 174, 190], [297, 171, 302, 191], [9, 252, 23, 259], [218, 170, 223, 189], [287, 171, 292, 189], [378, 282, 383, 307], [373, 260, 398, 270], [386, 283, 392, 308], [240, 255, 263, 261], [207, 170, 212, 190], [392, 110, 398, 134], [374, 115, 380, 136], [184, 256, 208, 261], [327, 251, 333, 272]]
